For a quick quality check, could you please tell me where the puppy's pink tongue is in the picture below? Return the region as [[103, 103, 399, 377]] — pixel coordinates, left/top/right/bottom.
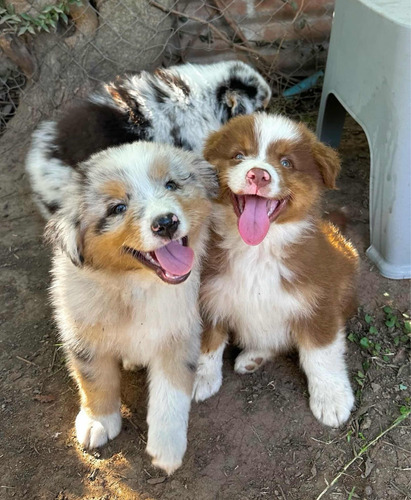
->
[[238, 196, 270, 246], [154, 241, 194, 276]]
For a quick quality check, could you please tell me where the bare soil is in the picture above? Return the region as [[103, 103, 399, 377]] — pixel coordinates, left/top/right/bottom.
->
[[0, 112, 410, 500]]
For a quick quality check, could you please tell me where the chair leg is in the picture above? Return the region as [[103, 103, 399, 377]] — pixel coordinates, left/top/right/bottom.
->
[[366, 122, 411, 279], [316, 92, 347, 148]]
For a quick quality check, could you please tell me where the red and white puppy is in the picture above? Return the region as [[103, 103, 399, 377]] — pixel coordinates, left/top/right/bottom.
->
[[193, 113, 358, 427]]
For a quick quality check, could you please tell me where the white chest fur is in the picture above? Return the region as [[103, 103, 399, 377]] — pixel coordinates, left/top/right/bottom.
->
[[52, 256, 201, 365], [202, 209, 313, 351]]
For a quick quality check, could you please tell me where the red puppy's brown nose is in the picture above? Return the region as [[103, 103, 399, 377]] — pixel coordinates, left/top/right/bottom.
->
[[246, 168, 271, 189]]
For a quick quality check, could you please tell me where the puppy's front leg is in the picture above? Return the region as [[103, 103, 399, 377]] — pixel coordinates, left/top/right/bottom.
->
[[299, 329, 354, 427], [67, 349, 122, 449], [146, 342, 197, 475], [192, 323, 227, 402]]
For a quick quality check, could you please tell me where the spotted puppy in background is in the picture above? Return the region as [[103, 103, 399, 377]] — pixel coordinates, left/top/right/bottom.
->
[[26, 60, 271, 218], [44, 141, 217, 474], [194, 113, 358, 428]]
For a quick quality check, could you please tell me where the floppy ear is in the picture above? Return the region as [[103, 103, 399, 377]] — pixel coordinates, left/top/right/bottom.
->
[[192, 157, 219, 199], [203, 130, 226, 166], [311, 140, 341, 189], [44, 203, 84, 267]]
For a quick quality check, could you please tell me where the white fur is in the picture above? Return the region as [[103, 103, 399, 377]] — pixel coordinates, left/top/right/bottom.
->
[[146, 366, 191, 475], [75, 408, 122, 449], [254, 113, 301, 162], [25, 121, 75, 218], [192, 341, 226, 402], [202, 209, 314, 352], [299, 330, 354, 427]]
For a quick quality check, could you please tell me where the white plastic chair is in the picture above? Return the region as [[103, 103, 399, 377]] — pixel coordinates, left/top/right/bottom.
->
[[317, 0, 411, 279]]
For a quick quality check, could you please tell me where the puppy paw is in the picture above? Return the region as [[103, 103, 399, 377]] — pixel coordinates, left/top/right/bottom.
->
[[192, 367, 222, 402], [75, 408, 122, 449], [234, 350, 268, 374], [309, 381, 354, 427], [192, 348, 224, 402], [146, 426, 187, 475]]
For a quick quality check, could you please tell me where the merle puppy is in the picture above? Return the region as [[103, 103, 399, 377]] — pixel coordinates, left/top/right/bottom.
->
[[26, 61, 271, 218]]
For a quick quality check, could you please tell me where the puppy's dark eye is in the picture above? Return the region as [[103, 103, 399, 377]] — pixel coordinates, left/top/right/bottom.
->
[[165, 180, 179, 191], [109, 203, 127, 216], [234, 153, 245, 160], [280, 158, 292, 168]]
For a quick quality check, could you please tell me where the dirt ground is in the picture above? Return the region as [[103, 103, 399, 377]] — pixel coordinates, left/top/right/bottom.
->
[[0, 107, 410, 500]]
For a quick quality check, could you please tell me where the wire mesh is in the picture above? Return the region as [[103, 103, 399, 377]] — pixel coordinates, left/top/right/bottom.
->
[[0, 0, 334, 135]]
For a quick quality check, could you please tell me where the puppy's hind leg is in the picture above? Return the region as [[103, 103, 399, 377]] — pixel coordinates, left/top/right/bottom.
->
[[299, 329, 354, 428], [146, 339, 199, 475], [234, 348, 270, 374], [192, 323, 227, 402], [67, 348, 122, 449]]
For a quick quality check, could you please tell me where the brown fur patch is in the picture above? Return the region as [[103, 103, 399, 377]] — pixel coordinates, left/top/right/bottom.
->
[[200, 323, 228, 354], [68, 352, 121, 415], [284, 221, 358, 348], [83, 210, 148, 272], [101, 180, 127, 201]]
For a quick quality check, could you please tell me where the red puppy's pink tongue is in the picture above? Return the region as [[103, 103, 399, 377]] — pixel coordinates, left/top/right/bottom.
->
[[238, 196, 270, 246], [154, 241, 194, 276]]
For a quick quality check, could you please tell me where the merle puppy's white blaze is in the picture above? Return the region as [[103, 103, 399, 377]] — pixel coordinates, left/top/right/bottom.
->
[[26, 60, 271, 218], [45, 141, 217, 474]]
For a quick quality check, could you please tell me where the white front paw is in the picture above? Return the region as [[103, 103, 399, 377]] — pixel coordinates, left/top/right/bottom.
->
[[192, 366, 222, 402], [234, 350, 268, 374], [309, 380, 354, 427], [146, 425, 187, 475], [75, 408, 122, 449]]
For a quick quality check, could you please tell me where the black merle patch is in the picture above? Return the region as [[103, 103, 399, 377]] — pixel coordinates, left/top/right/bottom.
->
[[52, 93, 153, 168], [51, 101, 140, 168], [216, 75, 260, 122], [45, 201, 60, 214], [170, 126, 193, 151]]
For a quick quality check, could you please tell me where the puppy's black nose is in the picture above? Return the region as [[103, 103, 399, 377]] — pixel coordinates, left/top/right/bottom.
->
[[151, 213, 180, 239]]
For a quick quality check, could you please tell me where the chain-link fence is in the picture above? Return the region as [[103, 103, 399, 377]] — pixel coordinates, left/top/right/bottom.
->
[[0, 0, 334, 135]]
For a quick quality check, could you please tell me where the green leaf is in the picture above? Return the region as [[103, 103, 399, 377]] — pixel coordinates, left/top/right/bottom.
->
[[401, 335, 409, 343], [61, 12, 68, 24], [374, 343, 381, 353], [383, 306, 392, 314], [357, 370, 365, 378], [28, 25, 36, 34], [394, 336, 400, 346], [404, 320, 411, 333], [355, 378, 364, 387], [369, 326, 378, 334], [383, 355, 389, 362], [347, 332, 356, 343], [400, 405, 410, 415], [346, 430, 353, 442], [362, 360, 370, 372], [360, 337, 370, 348], [365, 314, 373, 324], [17, 25, 29, 36]]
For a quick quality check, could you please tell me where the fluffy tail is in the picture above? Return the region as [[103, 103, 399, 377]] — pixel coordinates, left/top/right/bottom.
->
[[25, 121, 75, 219]]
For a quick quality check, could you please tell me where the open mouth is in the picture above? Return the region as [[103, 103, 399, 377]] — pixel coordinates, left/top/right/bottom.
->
[[231, 193, 289, 246], [124, 236, 194, 284]]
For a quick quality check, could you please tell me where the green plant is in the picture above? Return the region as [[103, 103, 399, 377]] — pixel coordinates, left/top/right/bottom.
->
[[0, 0, 82, 36]]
